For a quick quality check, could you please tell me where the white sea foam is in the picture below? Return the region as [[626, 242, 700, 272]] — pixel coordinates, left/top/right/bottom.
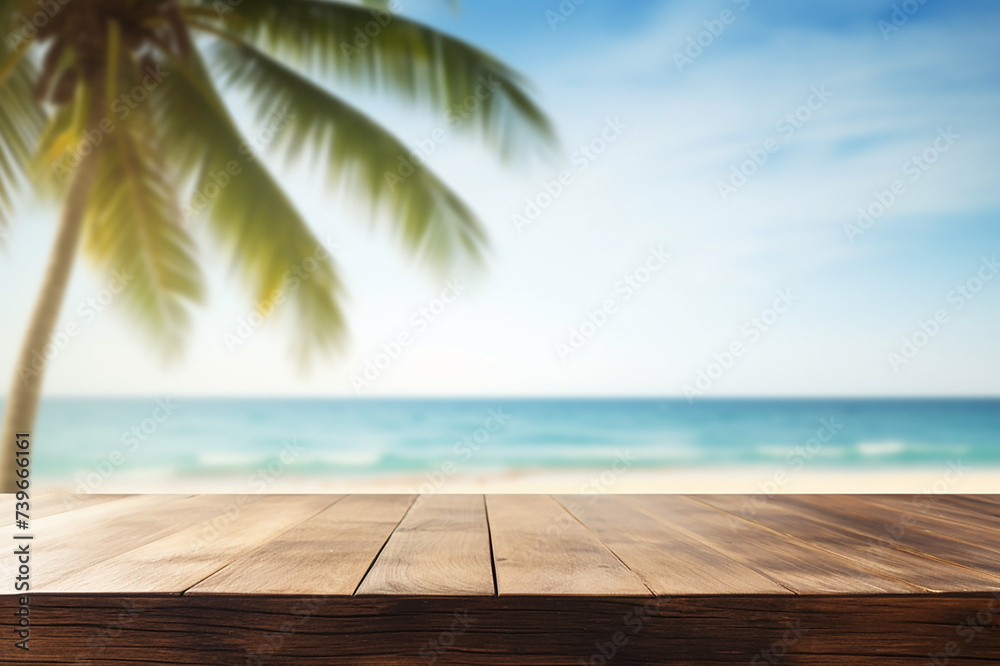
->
[[308, 450, 385, 467], [856, 440, 906, 457], [196, 452, 265, 467]]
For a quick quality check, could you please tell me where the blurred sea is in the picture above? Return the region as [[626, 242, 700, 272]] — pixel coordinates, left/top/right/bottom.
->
[[15, 398, 1000, 486]]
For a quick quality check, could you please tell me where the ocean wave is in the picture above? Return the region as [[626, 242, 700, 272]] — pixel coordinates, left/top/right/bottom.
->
[[855, 440, 906, 457], [196, 452, 268, 468], [300, 450, 386, 467]]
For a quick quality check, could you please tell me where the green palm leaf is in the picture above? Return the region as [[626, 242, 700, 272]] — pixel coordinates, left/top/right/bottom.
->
[[83, 104, 204, 352], [0, 37, 45, 227], [188, 0, 554, 158], [209, 37, 485, 266], [155, 49, 346, 357]]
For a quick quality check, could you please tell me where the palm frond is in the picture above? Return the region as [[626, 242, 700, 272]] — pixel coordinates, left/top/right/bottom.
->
[[187, 0, 554, 158], [154, 48, 346, 357], [210, 38, 485, 267], [0, 37, 45, 226], [30, 83, 91, 198], [83, 94, 204, 353]]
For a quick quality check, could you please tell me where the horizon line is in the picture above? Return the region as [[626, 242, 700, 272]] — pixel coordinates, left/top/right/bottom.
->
[[12, 394, 1000, 401]]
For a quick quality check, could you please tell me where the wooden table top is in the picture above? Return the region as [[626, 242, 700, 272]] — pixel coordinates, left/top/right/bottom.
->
[[7, 492, 1000, 596]]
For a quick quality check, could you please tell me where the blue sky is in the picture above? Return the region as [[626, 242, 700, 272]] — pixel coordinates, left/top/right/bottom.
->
[[1, 0, 999, 396]]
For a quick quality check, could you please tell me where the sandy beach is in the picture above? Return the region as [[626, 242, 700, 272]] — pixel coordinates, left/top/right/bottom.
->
[[34, 465, 1000, 496]]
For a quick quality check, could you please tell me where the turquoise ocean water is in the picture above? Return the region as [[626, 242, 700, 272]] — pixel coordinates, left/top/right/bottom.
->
[[15, 398, 1000, 485]]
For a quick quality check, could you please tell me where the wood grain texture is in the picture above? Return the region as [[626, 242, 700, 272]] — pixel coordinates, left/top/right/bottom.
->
[[6, 493, 1000, 663], [935, 494, 1000, 517], [555, 494, 789, 595], [30, 494, 262, 591], [624, 494, 922, 593], [695, 494, 1000, 592], [777, 495, 1000, 574], [4, 494, 189, 590], [821, 494, 1000, 554], [857, 493, 1000, 533], [38, 494, 337, 594], [14, 493, 181, 537], [487, 494, 650, 595], [0, 492, 130, 525], [8, 594, 999, 665], [189, 494, 415, 595], [356, 494, 493, 596]]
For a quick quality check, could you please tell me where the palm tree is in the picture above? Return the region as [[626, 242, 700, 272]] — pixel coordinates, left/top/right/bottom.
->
[[0, 0, 552, 492]]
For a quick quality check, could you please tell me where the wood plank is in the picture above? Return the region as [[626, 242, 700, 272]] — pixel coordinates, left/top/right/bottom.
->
[[935, 494, 1000, 518], [780, 495, 1000, 574], [0, 495, 191, 589], [819, 495, 1000, 554], [189, 494, 416, 595], [17, 594, 1000, 665], [696, 494, 1000, 592], [858, 493, 1000, 533], [4, 494, 187, 589], [7, 494, 1000, 662], [555, 494, 789, 595], [487, 494, 650, 595], [30, 494, 278, 591], [624, 495, 921, 593], [957, 494, 1000, 504], [39, 494, 337, 594], [356, 494, 493, 596], [0, 492, 131, 525], [7, 493, 179, 536]]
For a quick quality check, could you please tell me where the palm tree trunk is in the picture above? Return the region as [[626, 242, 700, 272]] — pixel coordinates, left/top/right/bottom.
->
[[0, 156, 96, 493]]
